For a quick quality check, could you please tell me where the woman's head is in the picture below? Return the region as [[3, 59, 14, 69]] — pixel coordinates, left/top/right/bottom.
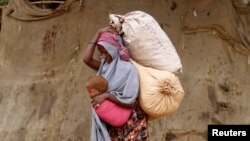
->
[[97, 45, 113, 63], [97, 31, 127, 63], [86, 75, 108, 98]]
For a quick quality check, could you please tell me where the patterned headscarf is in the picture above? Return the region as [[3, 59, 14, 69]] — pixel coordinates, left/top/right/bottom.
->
[[97, 31, 130, 61]]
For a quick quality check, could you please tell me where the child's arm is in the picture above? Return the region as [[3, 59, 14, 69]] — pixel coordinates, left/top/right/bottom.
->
[[91, 92, 135, 109]]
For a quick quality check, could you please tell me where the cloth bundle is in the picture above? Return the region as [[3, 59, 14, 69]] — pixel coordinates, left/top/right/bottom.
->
[[95, 100, 132, 127]]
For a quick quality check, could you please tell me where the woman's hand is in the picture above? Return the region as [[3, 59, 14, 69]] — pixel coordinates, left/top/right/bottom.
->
[[91, 92, 109, 109], [97, 26, 118, 35]]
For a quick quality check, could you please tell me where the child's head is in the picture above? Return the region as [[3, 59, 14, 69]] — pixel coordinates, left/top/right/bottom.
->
[[86, 75, 108, 98]]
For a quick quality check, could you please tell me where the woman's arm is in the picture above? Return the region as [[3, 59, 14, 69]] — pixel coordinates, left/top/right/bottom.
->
[[106, 93, 136, 108], [91, 92, 135, 109], [83, 31, 101, 71]]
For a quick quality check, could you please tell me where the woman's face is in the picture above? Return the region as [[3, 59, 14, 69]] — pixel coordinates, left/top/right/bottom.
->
[[98, 45, 112, 63]]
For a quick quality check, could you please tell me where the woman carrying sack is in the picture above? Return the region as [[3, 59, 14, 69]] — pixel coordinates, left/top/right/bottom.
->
[[83, 26, 149, 141]]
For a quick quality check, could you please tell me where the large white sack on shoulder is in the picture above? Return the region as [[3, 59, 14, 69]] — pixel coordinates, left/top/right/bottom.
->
[[131, 60, 184, 120], [109, 11, 183, 73]]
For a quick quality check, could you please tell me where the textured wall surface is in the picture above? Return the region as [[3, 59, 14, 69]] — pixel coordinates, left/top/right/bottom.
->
[[0, 0, 249, 141]]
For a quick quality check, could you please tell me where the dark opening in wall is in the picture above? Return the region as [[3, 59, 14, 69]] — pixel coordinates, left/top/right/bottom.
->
[[0, 7, 2, 31], [29, 0, 66, 9], [0, 0, 8, 31], [0, 0, 9, 6]]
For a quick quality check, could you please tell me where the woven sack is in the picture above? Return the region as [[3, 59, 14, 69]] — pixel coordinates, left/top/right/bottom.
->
[[131, 60, 184, 119]]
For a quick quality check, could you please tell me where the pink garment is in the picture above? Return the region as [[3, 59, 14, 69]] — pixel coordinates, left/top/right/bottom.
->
[[95, 100, 132, 127], [98, 32, 130, 61]]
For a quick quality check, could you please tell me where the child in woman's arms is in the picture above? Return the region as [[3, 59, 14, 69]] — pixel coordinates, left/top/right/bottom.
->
[[86, 75, 132, 127]]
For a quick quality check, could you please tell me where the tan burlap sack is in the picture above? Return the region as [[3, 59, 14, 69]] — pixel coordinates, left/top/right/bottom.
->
[[109, 11, 182, 73], [131, 60, 184, 120]]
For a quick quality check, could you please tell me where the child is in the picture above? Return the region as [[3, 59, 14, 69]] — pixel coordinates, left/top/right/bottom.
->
[[86, 75, 132, 127]]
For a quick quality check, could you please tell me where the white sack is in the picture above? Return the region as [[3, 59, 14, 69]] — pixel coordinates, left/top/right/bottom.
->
[[109, 11, 183, 73]]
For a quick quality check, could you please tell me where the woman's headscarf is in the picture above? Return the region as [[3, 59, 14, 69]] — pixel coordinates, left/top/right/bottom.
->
[[91, 31, 139, 141], [97, 31, 130, 61]]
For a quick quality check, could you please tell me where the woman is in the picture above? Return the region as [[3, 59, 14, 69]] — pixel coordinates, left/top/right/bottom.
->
[[83, 27, 149, 141]]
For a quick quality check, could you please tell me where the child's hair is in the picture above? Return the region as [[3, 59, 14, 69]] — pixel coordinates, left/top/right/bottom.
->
[[86, 75, 108, 92]]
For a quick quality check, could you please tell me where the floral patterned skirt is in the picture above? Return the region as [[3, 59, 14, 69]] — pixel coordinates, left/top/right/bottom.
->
[[107, 104, 149, 141]]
